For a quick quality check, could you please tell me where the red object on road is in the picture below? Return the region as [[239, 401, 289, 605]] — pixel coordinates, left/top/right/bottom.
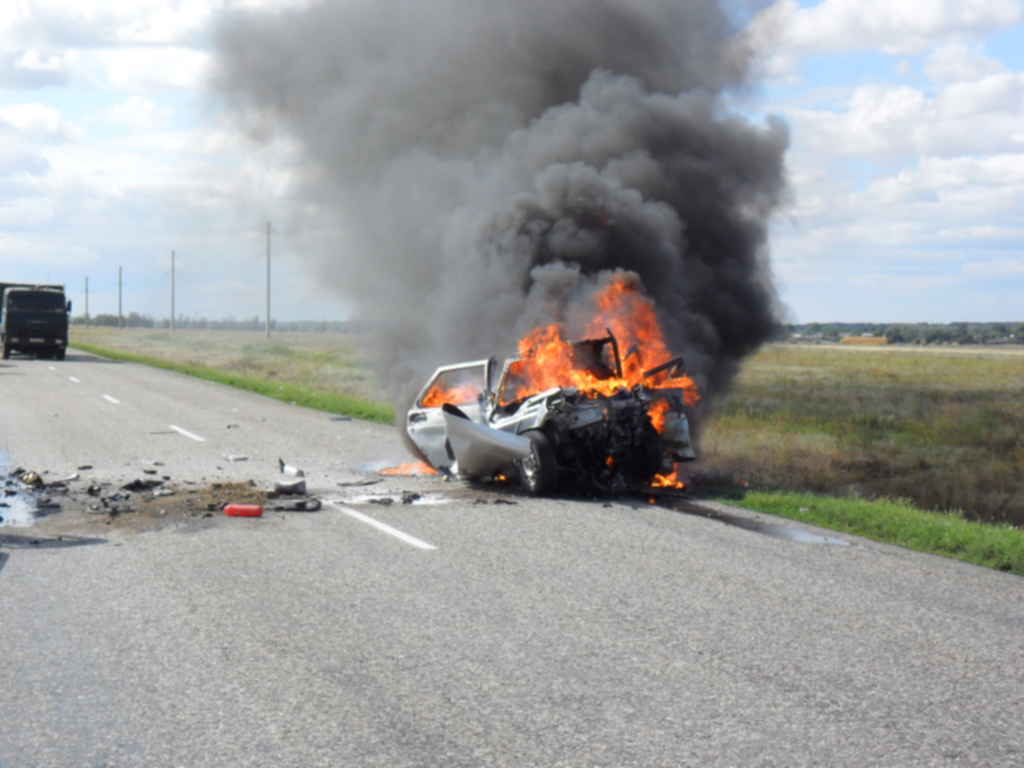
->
[[224, 503, 263, 518]]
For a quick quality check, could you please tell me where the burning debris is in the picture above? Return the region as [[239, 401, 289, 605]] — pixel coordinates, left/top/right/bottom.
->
[[379, 462, 441, 478]]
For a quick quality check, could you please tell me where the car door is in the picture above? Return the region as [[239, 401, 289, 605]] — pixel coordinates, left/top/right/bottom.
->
[[406, 359, 491, 470]]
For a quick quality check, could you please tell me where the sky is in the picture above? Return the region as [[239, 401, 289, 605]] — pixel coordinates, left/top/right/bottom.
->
[[0, 0, 1021, 324]]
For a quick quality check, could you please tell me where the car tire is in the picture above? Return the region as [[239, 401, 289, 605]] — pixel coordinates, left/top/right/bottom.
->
[[518, 430, 557, 496], [2, 344, 9, 360], [55, 349, 66, 361]]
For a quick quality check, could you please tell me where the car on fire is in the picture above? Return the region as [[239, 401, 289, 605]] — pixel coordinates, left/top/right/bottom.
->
[[405, 331, 697, 495]]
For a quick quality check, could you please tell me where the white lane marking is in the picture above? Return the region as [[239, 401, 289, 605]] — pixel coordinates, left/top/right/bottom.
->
[[327, 501, 437, 551], [102, 394, 120, 405], [68, 376, 81, 384], [48, 366, 56, 371], [169, 424, 206, 443]]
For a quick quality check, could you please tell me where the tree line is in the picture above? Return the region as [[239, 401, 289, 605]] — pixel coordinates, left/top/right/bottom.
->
[[786, 322, 1023, 345]]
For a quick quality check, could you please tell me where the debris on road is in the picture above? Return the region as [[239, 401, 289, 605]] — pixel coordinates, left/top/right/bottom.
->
[[224, 503, 263, 518], [278, 458, 305, 477], [19, 471, 43, 487], [268, 497, 322, 512], [337, 478, 382, 488], [273, 477, 307, 495], [224, 454, 249, 462], [122, 478, 163, 492]]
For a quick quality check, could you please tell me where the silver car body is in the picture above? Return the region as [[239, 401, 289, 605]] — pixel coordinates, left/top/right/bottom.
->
[[406, 340, 696, 491]]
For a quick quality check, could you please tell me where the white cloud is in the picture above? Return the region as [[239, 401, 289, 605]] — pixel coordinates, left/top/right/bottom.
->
[[0, 103, 80, 142], [99, 97, 171, 131], [748, 0, 1023, 77], [925, 41, 1006, 83], [79, 46, 212, 91], [784, 74, 1024, 158]]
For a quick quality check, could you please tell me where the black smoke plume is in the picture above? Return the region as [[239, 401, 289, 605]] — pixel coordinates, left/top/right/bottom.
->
[[212, 0, 788, 420]]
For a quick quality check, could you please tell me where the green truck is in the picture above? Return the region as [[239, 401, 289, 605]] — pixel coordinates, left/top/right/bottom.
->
[[1, 283, 72, 360]]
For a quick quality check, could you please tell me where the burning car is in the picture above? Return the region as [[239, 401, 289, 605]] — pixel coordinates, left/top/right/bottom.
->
[[406, 280, 700, 495]]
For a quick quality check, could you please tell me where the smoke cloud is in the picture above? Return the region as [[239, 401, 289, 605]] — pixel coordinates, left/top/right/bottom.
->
[[212, 0, 788, 419]]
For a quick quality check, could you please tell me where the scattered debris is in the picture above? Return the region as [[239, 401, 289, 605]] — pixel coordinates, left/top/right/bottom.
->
[[142, 468, 158, 475], [77, 464, 93, 471], [86, 484, 103, 496], [226, 424, 240, 429], [368, 497, 395, 506], [19, 471, 43, 487], [270, 497, 322, 512], [152, 488, 175, 498], [64, 472, 80, 482], [278, 458, 305, 477], [122, 478, 163, 492], [337, 478, 383, 488], [273, 478, 307, 495], [401, 492, 422, 505], [224, 455, 249, 463], [330, 416, 352, 422], [224, 503, 263, 518]]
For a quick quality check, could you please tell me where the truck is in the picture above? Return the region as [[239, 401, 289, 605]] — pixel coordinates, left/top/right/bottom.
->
[[1, 283, 72, 360]]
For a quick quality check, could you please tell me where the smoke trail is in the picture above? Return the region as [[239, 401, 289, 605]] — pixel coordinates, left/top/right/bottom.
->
[[212, 0, 788, 419]]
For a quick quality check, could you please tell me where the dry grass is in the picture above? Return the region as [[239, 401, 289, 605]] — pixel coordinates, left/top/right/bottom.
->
[[701, 344, 1024, 526], [72, 327, 379, 401]]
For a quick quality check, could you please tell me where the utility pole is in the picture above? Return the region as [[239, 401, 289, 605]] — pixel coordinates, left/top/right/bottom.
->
[[171, 250, 176, 333], [265, 221, 271, 339], [84, 276, 89, 325], [118, 266, 123, 328]]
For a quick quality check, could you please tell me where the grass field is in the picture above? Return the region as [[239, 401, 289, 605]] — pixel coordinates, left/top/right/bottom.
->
[[701, 343, 1024, 527], [72, 327, 381, 402], [71, 329, 1024, 530]]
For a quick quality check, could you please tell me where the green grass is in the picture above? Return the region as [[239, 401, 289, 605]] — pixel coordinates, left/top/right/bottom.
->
[[729, 490, 1024, 576], [702, 344, 1024, 527], [73, 340, 395, 424]]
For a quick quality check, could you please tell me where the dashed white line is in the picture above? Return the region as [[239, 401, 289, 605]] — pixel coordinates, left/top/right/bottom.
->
[[101, 394, 120, 405], [68, 376, 81, 384], [327, 502, 437, 551], [169, 424, 206, 443]]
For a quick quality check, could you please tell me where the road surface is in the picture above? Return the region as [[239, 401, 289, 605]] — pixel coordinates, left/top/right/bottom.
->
[[1, 351, 1021, 767]]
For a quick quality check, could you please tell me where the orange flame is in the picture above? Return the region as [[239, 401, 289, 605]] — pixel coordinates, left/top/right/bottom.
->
[[380, 461, 440, 477], [420, 381, 482, 408], [651, 464, 687, 489], [501, 276, 700, 424]]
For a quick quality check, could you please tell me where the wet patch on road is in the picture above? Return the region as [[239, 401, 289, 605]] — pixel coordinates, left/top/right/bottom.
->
[[667, 500, 850, 546]]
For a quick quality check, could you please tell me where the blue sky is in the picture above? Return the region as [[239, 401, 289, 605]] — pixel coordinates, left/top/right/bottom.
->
[[0, 0, 1021, 323]]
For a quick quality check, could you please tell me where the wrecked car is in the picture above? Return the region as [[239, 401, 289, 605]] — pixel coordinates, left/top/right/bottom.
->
[[406, 331, 697, 495]]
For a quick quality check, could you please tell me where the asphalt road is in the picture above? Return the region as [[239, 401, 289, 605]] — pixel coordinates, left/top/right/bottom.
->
[[1, 351, 1022, 767]]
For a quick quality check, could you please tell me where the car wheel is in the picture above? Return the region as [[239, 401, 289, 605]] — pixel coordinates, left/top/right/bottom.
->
[[518, 430, 557, 496], [55, 349, 66, 361], [2, 344, 9, 360]]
